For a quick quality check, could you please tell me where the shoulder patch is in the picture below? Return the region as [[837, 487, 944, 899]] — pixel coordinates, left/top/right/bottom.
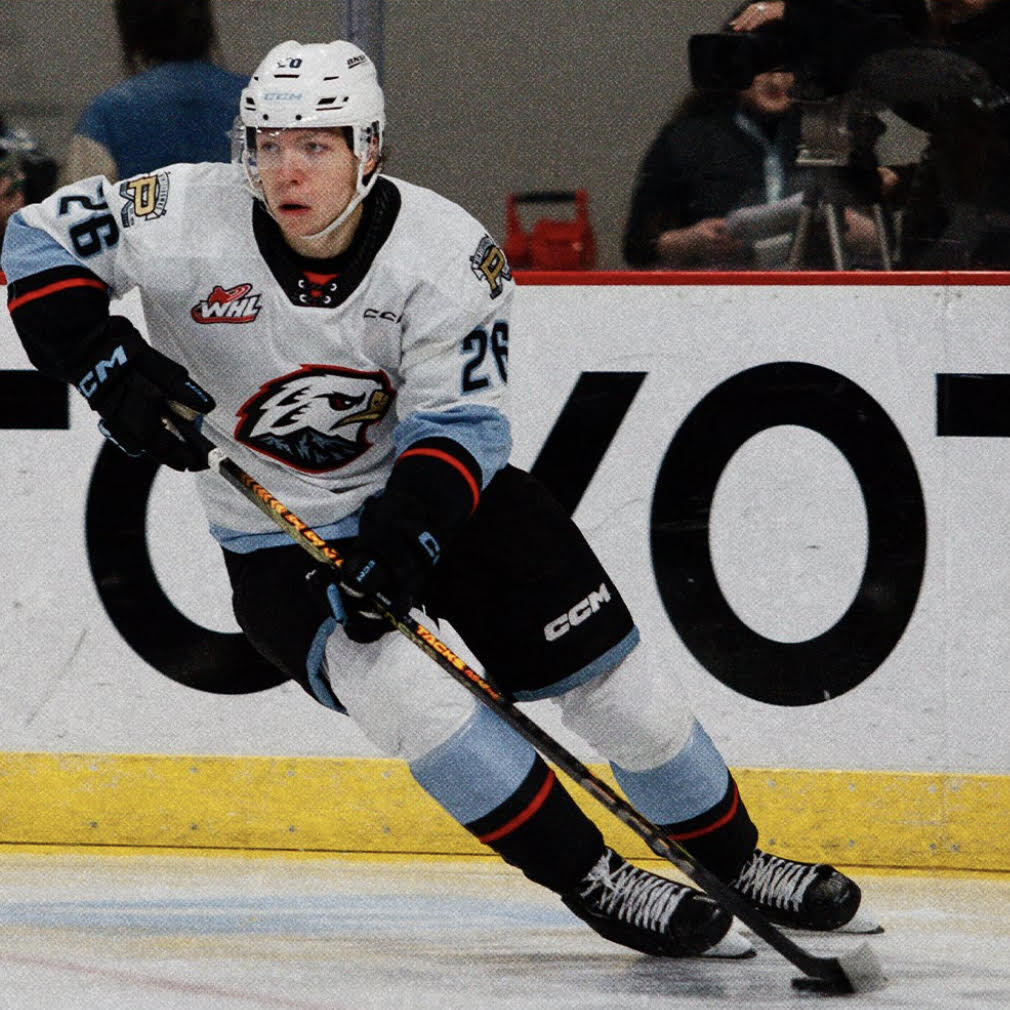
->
[[118, 172, 170, 227], [469, 234, 512, 299]]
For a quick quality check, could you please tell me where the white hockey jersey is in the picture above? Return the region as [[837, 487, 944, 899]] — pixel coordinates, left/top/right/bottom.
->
[[5, 163, 514, 549]]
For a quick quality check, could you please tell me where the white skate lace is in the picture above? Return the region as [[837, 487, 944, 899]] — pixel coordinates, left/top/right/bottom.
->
[[733, 851, 822, 912], [577, 853, 688, 931]]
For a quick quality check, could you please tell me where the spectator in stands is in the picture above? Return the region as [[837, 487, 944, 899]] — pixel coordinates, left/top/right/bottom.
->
[[0, 118, 58, 247], [886, 0, 1010, 268], [62, 0, 246, 183], [622, 2, 883, 269]]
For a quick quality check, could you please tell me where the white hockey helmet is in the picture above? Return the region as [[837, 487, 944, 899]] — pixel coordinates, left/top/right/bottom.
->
[[239, 40, 385, 237]]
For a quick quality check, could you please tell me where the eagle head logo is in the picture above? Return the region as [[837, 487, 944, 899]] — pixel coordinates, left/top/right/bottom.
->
[[235, 365, 394, 472]]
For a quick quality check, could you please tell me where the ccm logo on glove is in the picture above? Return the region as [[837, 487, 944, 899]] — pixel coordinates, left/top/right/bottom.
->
[[73, 316, 216, 472], [78, 344, 128, 398], [544, 583, 612, 642]]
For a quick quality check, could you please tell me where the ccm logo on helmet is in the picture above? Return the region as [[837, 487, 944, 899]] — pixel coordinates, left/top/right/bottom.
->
[[544, 583, 612, 642]]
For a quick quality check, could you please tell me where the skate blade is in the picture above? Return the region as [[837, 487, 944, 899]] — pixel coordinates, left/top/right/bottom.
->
[[786, 910, 884, 935], [698, 929, 755, 959], [833, 911, 884, 934]]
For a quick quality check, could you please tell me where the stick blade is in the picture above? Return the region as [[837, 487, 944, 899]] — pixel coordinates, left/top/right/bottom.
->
[[837, 940, 887, 992], [791, 941, 886, 995]]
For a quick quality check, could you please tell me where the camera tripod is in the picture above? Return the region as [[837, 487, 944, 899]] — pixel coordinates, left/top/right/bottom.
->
[[787, 165, 893, 270], [786, 99, 894, 270]]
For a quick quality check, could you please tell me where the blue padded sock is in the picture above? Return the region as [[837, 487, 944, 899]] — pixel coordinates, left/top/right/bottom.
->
[[610, 719, 730, 825], [409, 702, 537, 824]]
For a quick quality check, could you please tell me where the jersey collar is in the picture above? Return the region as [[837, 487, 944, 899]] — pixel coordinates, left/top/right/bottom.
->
[[251, 177, 401, 308]]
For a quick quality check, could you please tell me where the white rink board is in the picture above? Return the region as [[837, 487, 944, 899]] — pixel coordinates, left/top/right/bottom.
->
[[2, 278, 1009, 775]]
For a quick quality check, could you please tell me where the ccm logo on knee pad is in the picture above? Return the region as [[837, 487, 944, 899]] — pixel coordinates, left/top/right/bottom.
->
[[544, 583, 612, 641]]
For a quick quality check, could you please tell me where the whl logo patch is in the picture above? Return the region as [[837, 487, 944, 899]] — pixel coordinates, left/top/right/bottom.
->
[[191, 284, 263, 324]]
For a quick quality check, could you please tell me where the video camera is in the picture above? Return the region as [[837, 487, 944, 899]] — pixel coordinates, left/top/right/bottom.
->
[[689, 0, 933, 177], [688, 0, 928, 100]]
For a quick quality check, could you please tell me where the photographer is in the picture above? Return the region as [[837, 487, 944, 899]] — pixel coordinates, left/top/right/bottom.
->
[[623, 3, 887, 269], [724, 0, 1010, 268], [622, 61, 799, 268]]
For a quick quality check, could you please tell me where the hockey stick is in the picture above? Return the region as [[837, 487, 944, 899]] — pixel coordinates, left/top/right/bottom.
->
[[181, 422, 884, 993]]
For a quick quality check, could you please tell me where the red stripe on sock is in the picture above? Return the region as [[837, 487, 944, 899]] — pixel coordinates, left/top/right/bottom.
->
[[668, 779, 740, 843], [477, 768, 556, 844], [398, 446, 480, 512], [7, 276, 107, 311]]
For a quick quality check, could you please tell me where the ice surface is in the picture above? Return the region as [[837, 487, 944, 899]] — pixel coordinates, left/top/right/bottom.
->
[[0, 850, 1006, 1009]]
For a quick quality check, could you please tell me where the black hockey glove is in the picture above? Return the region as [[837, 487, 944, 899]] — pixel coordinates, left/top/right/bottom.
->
[[338, 490, 442, 643], [75, 316, 216, 471]]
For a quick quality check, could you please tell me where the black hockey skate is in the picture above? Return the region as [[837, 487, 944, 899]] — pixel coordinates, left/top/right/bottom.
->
[[729, 849, 861, 931], [562, 848, 734, 957]]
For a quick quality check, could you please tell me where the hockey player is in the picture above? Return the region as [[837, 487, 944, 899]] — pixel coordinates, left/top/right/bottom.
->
[[2, 40, 873, 958]]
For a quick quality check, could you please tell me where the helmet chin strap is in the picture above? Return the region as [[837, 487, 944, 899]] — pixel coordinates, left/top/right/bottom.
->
[[302, 188, 367, 242]]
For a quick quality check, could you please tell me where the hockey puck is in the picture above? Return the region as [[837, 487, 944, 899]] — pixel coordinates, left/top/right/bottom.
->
[[791, 975, 856, 995]]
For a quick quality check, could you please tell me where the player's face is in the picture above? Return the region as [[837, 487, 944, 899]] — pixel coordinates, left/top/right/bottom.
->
[[255, 128, 359, 250]]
